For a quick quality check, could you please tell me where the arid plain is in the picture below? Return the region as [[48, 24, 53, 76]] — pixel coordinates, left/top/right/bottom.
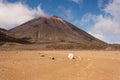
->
[[0, 50, 120, 80]]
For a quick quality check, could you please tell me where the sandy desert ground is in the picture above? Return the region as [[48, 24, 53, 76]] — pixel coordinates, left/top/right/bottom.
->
[[0, 50, 120, 80]]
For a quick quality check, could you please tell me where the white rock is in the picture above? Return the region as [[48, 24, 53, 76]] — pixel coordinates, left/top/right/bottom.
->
[[68, 53, 74, 59]]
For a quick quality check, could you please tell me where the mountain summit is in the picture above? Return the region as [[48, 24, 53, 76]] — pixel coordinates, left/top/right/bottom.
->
[[6, 16, 107, 49], [10, 16, 105, 44]]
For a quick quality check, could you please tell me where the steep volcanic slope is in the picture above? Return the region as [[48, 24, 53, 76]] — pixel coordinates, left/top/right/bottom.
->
[[9, 16, 106, 47], [10, 17, 104, 44]]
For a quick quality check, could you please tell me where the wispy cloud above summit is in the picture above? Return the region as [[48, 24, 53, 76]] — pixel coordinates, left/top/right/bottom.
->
[[0, 0, 45, 29]]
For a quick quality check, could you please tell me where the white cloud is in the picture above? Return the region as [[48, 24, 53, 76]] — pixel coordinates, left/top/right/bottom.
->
[[98, 0, 103, 8], [98, 0, 107, 9], [79, 13, 96, 25], [65, 9, 73, 20], [71, 0, 82, 3], [88, 32, 106, 41], [0, 1, 46, 29], [104, 0, 120, 21], [91, 15, 120, 34], [80, 0, 120, 43], [58, 6, 73, 21]]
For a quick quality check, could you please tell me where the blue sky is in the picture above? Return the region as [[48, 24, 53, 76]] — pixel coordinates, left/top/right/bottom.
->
[[0, 0, 120, 44], [6, 0, 106, 23]]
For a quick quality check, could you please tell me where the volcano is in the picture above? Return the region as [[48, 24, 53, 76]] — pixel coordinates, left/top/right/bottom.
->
[[8, 16, 106, 49]]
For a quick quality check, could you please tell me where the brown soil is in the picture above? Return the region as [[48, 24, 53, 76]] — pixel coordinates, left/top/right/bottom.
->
[[0, 50, 120, 80]]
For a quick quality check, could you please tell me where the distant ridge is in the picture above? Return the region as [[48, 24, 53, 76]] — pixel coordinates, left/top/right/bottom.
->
[[0, 28, 30, 44]]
